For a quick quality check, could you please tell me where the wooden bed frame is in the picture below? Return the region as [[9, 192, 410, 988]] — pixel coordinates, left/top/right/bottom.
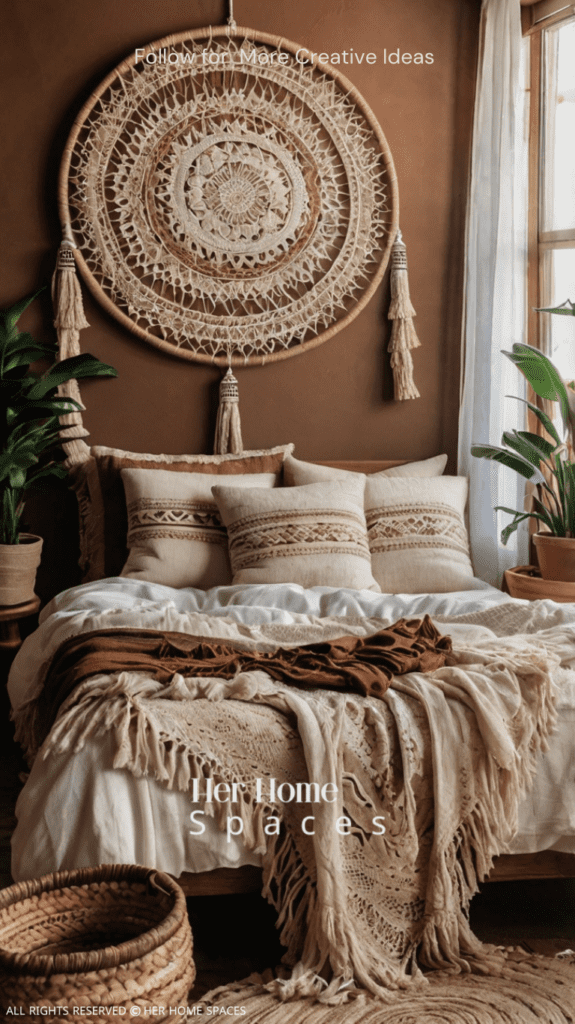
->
[[177, 850, 575, 898]]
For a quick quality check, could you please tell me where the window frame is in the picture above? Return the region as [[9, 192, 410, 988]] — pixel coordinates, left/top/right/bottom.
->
[[520, 5, 575, 554], [525, 9, 575, 354]]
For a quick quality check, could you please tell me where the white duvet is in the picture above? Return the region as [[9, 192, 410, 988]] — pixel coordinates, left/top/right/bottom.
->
[[8, 577, 575, 881]]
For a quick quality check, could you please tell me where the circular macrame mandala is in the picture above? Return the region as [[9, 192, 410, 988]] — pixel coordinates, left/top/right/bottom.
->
[[60, 27, 398, 364]]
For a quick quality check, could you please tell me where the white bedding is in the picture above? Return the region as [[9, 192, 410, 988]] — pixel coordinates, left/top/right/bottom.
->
[[9, 577, 575, 881]]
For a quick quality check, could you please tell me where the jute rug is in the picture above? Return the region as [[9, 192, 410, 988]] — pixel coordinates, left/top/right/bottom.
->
[[195, 953, 575, 1023]]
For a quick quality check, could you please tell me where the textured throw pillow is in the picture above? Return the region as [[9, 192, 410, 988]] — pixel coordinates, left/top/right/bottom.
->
[[212, 479, 380, 592], [364, 476, 473, 593], [68, 444, 293, 582], [283, 453, 448, 487], [120, 468, 278, 589]]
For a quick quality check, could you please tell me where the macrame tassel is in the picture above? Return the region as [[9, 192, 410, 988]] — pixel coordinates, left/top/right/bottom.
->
[[387, 230, 421, 400], [214, 367, 244, 455], [51, 239, 91, 466]]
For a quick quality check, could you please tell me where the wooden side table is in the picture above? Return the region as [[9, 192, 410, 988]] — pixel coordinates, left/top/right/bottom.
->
[[0, 597, 41, 655]]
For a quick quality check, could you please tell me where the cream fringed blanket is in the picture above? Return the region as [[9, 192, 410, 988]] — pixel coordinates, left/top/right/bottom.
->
[[17, 613, 570, 1004]]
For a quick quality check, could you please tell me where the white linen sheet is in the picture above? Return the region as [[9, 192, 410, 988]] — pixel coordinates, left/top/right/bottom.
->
[[9, 577, 575, 881]]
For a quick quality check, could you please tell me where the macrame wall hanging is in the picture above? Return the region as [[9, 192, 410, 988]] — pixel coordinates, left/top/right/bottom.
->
[[53, 11, 421, 460]]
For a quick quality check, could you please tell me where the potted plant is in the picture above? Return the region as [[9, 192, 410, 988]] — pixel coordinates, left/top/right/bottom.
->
[[0, 290, 117, 604], [471, 300, 575, 583]]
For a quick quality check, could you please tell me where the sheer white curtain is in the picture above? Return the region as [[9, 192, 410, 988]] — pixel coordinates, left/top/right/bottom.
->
[[458, 0, 529, 586]]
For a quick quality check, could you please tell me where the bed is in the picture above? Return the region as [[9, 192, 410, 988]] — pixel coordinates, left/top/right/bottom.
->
[[8, 448, 575, 999], [8, 575, 575, 884], [8, 453, 575, 886]]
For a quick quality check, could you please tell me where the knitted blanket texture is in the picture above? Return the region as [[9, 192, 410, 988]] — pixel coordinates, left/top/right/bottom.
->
[[15, 604, 575, 1004]]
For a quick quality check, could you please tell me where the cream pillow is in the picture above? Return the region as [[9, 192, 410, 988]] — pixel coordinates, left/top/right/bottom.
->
[[69, 443, 293, 582], [121, 468, 277, 589], [365, 476, 473, 593], [212, 479, 380, 592], [284, 453, 448, 487]]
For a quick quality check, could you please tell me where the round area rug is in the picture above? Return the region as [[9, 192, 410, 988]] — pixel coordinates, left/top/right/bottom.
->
[[194, 954, 575, 1023]]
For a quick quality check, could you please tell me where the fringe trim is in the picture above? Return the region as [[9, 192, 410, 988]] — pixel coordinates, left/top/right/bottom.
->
[[39, 672, 428, 1000], [387, 230, 421, 401], [31, 634, 560, 1002], [51, 239, 91, 467], [196, 952, 575, 1019], [214, 368, 243, 455], [16, 625, 565, 1005]]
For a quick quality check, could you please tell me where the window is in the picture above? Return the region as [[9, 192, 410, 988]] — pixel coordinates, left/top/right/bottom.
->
[[526, 9, 575, 379]]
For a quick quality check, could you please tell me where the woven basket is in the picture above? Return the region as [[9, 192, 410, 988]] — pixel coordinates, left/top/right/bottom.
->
[[0, 864, 195, 1020]]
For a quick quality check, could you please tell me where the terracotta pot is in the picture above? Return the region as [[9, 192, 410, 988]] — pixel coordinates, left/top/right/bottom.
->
[[0, 534, 43, 605], [505, 564, 575, 603], [533, 533, 575, 582]]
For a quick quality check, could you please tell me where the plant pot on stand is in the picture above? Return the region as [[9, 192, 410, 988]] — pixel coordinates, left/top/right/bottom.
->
[[0, 534, 43, 606], [471, 314, 575, 599], [0, 288, 117, 618]]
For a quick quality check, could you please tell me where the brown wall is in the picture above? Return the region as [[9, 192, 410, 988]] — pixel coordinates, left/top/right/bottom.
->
[[0, 0, 480, 599]]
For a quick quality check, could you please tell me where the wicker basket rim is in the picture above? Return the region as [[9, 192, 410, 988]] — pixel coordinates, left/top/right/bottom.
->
[[0, 864, 186, 977]]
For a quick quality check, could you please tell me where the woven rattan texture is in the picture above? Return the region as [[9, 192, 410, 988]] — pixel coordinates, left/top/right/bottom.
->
[[60, 26, 398, 365], [0, 865, 195, 1019]]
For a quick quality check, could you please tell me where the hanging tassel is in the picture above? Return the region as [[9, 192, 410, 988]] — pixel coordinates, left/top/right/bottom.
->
[[387, 229, 421, 400], [214, 367, 244, 455], [51, 237, 91, 466]]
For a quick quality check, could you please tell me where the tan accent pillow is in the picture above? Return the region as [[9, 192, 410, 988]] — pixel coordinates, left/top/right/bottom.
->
[[212, 479, 380, 592], [365, 476, 473, 593], [284, 453, 448, 487], [120, 468, 278, 589], [68, 444, 294, 582]]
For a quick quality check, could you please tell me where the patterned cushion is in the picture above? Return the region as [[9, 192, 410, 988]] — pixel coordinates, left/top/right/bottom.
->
[[120, 468, 278, 589], [68, 444, 293, 582], [212, 479, 380, 591], [284, 453, 448, 488], [364, 476, 474, 593]]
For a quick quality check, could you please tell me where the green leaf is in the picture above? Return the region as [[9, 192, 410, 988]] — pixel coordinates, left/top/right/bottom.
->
[[25, 354, 118, 399], [505, 396, 562, 447], [501, 430, 551, 471], [3, 348, 52, 373], [502, 343, 570, 429], [8, 467, 30, 489], [0, 488, 23, 544], [470, 444, 542, 481], [495, 506, 526, 516], [493, 508, 547, 546], [515, 430, 557, 459], [2, 330, 52, 354], [6, 397, 81, 423], [535, 300, 575, 317], [24, 463, 68, 489], [9, 420, 55, 444], [60, 353, 118, 378], [1, 290, 117, 519], [532, 494, 564, 535], [2, 336, 55, 373], [0, 288, 45, 333], [560, 461, 575, 536]]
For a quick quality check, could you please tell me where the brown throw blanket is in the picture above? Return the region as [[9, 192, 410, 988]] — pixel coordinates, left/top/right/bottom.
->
[[30, 615, 451, 758]]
